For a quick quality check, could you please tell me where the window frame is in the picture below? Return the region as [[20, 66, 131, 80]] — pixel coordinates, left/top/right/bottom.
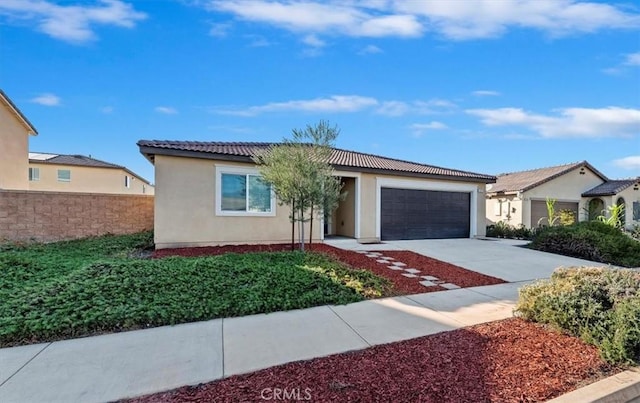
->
[[215, 165, 276, 217], [57, 169, 71, 182], [29, 167, 40, 181], [125, 175, 131, 188]]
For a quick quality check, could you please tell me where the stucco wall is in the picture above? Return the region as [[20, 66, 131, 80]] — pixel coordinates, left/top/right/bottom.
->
[[153, 155, 321, 249], [154, 155, 489, 247], [0, 103, 30, 190], [486, 195, 524, 227], [334, 177, 356, 237], [28, 163, 154, 195], [0, 190, 153, 242]]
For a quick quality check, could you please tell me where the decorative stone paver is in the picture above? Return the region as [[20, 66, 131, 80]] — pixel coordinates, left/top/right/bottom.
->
[[420, 280, 438, 287], [361, 251, 461, 290], [387, 266, 405, 271]]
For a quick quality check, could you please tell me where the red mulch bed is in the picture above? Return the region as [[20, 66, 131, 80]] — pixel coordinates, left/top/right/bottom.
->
[[382, 250, 505, 289], [126, 318, 620, 403], [153, 243, 505, 296]]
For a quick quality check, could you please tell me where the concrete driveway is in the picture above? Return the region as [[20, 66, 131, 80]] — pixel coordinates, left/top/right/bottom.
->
[[325, 237, 609, 282]]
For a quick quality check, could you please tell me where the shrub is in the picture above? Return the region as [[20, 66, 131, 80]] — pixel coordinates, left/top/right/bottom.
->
[[515, 267, 640, 364], [530, 221, 640, 267], [486, 222, 532, 240]]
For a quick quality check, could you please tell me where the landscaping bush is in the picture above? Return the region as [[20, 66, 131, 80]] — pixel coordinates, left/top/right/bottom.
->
[[530, 221, 640, 267], [515, 267, 640, 364], [486, 222, 532, 240]]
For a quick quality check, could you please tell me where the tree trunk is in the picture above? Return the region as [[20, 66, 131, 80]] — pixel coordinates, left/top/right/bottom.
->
[[299, 212, 305, 252], [291, 199, 295, 251], [309, 205, 313, 250]]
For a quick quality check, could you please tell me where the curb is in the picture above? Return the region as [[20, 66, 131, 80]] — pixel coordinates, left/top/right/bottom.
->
[[548, 368, 640, 403]]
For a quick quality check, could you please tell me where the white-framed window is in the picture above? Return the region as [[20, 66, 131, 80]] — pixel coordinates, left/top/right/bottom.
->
[[29, 167, 40, 181], [57, 169, 71, 182], [215, 166, 275, 216], [493, 201, 501, 216], [142, 185, 146, 194], [125, 176, 131, 188]]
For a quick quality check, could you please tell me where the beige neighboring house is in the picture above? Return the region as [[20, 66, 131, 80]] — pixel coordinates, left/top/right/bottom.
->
[[0, 90, 38, 190], [138, 140, 496, 249], [486, 161, 640, 229], [28, 153, 154, 195]]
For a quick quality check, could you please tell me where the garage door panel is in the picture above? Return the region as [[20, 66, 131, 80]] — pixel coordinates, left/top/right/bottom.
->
[[531, 200, 579, 227], [381, 188, 470, 240]]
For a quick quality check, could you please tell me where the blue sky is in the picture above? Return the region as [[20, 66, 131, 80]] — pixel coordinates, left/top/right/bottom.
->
[[1, 0, 639, 184]]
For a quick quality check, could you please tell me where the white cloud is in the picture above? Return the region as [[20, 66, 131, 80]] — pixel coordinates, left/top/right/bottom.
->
[[213, 95, 458, 117], [208, 0, 422, 39], [31, 93, 60, 106], [467, 106, 640, 138], [209, 22, 232, 37], [301, 34, 325, 48], [155, 106, 178, 115], [396, 0, 640, 40], [612, 156, 640, 170], [623, 52, 640, 66], [0, 0, 147, 43], [472, 90, 501, 97], [604, 51, 640, 74], [358, 44, 383, 55], [410, 121, 448, 137], [100, 106, 114, 114], [214, 95, 379, 116], [206, 0, 640, 42], [376, 101, 410, 116]]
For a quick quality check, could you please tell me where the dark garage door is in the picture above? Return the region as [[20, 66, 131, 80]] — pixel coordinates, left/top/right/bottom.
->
[[381, 188, 470, 240]]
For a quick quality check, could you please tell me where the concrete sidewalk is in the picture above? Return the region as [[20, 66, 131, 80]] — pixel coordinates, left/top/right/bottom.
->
[[0, 282, 527, 403]]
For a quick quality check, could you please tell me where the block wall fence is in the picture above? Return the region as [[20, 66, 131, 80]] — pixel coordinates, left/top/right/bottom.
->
[[0, 190, 153, 242]]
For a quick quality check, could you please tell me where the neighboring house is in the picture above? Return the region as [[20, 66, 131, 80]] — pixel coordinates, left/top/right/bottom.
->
[[582, 179, 640, 230], [28, 153, 154, 195], [0, 90, 38, 190], [138, 140, 496, 249], [486, 161, 640, 229]]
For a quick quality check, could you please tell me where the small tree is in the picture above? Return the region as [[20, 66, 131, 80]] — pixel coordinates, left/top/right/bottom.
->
[[254, 120, 343, 251], [537, 197, 560, 227], [598, 204, 625, 229]]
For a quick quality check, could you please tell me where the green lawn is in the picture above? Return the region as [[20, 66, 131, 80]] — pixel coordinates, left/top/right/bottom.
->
[[0, 232, 389, 347]]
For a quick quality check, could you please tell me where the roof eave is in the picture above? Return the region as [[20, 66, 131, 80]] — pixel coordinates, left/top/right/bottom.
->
[[140, 145, 496, 183], [0, 90, 38, 135]]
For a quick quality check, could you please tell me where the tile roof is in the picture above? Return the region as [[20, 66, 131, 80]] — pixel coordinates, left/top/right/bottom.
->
[[487, 161, 608, 194], [0, 89, 38, 135], [29, 152, 153, 185], [582, 179, 638, 197], [29, 153, 124, 169], [137, 140, 496, 182]]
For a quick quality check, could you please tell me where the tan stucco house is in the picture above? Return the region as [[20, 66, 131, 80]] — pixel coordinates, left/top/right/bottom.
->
[[28, 153, 154, 195], [138, 140, 496, 249], [486, 161, 640, 229], [0, 90, 38, 190]]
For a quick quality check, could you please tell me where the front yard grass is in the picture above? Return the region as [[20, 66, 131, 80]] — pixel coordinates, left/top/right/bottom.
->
[[0, 232, 389, 347]]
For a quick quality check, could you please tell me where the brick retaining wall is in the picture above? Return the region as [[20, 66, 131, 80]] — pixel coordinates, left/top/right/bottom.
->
[[0, 190, 154, 242]]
